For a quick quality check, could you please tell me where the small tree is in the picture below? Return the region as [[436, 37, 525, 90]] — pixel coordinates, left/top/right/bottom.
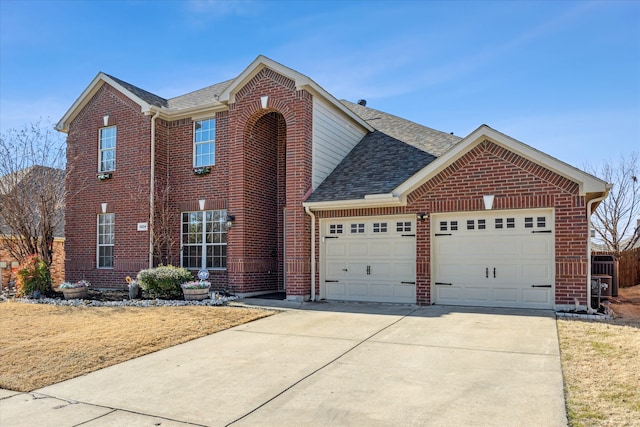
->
[[588, 152, 639, 252], [0, 119, 67, 269], [129, 171, 178, 267]]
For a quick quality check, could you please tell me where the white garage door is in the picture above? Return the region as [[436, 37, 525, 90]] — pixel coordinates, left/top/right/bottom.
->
[[432, 209, 554, 309], [322, 217, 416, 303]]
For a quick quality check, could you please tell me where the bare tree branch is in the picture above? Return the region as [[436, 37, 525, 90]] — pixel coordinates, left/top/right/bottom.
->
[[0, 119, 66, 267], [587, 152, 640, 252]]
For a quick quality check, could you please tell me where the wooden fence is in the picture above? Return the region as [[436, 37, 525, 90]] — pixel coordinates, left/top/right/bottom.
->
[[593, 247, 640, 288]]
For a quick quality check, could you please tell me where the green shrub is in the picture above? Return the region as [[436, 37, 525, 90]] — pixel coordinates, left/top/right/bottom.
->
[[136, 265, 193, 299], [15, 255, 52, 298]]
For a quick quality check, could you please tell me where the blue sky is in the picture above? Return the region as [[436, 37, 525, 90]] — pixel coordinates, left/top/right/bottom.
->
[[1, 0, 638, 170]]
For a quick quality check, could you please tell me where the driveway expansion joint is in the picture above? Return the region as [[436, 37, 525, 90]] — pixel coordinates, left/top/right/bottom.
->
[[225, 307, 421, 426]]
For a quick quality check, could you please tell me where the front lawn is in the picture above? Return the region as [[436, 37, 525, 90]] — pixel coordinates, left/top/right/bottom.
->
[[0, 302, 273, 392], [557, 287, 640, 427]]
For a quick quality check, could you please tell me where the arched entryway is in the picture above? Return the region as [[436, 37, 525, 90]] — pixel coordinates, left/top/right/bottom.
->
[[239, 111, 287, 292]]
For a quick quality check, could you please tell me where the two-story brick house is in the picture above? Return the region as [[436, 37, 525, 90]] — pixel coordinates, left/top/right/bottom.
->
[[57, 55, 609, 310]]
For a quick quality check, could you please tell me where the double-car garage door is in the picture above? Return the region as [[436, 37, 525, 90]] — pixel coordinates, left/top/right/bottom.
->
[[321, 209, 554, 309]]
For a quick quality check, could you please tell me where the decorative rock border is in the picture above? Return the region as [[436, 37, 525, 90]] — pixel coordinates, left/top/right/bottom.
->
[[0, 295, 237, 307]]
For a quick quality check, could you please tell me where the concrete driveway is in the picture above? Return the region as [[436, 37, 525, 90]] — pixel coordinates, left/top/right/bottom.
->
[[0, 303, 567, 426]]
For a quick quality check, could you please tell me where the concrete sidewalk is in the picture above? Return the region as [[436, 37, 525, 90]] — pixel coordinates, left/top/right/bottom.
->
[[0, 303, 567, 426]]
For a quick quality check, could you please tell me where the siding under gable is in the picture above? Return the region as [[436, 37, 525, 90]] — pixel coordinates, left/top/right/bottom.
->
[[312, 97, 367, 190]]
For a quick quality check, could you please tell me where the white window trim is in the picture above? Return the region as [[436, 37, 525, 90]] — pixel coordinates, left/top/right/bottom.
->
[[193, 118, 216, 168], [97, 213, 114, 269], [98, 126, 117, 172], [181, 209, 228, 270]]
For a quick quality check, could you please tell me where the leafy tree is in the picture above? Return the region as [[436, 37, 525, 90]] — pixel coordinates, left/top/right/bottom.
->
[[589, 152, 639, 252], [0, 119, 67, 268]]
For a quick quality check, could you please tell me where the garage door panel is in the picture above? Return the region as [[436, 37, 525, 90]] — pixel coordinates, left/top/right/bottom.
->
[[370, 283, 394, 298], [492, 239, 520, 257], [466, 239, 488, 255], [435, 285, 461, 300], [393, 261, 416, 279], [493, 288, 519, 304], [345, 262, 369, 278], [369, 241, 390, 256], [346, 282, 368, 298], [326, 282, 346, 298], [526, 238, 553, 256], [522, 264, 552, 283], [394, 284, 416, 299], [465, 287, 491, 302], [369, 262, 391, 277], [493, 264, 519, 283], [348, 242, 368, 257], [327, 241, 347, 257], [326, 261, 348, 279], [393, 240, 416, 257], [523, 288, 552, 305], [436, 240, 462, 257]]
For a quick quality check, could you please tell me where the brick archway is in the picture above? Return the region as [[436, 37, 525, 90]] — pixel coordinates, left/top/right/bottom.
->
[[226, 70, 313, 300], [239, 110, 286, 292]]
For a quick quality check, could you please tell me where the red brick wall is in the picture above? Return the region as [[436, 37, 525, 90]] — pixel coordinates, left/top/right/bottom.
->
[[165, 114, 230, 290], [65, 67, 317, 299], [315, 140, 589, 307], [65, 83, 151, 288]]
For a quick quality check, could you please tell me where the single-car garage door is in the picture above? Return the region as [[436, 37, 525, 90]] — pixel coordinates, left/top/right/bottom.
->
[[322, 217, 416, 303], [432, 209, 554, 309]]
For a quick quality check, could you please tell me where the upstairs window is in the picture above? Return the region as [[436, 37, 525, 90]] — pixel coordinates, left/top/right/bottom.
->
[[99, 126, 116, 172], [194, 118, 216, 167]]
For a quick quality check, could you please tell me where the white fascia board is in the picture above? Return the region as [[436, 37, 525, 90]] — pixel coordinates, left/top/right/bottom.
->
[[394, 125, 609, 197], [219, 55, 373, 132], [303, 195, 404, 211], [56, 72, 157, 133]]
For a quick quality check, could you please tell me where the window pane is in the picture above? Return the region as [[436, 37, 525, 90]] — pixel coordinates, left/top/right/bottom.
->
[[194, 118, 216, 167], [99, 127, 116, 172], [97, 213, 114, 268], [195, 118, 216, 143], [181, 209, 227, 270]]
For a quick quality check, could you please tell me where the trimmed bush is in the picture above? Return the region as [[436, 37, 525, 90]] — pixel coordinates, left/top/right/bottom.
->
[[136, 265, 193, 299], [15, 255, 53, 298]]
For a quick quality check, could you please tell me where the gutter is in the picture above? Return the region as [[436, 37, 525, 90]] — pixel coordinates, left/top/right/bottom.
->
[[148, 109, 160, 268], [585, 185, 611, 313], [302, 194, 403, 212], [304, 205, 316, 302]]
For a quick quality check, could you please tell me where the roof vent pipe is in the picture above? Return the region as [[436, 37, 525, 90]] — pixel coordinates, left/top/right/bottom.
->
[[357, 99, 367, 106]]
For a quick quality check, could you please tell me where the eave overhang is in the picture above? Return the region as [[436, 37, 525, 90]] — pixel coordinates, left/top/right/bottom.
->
[[304, 125, 609, 212], [56, 73, 163, 133]]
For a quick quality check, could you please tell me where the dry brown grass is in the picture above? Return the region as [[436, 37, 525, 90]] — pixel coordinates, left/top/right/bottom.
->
[[0, 302, 273, 392], [558, 285, 640, 427]]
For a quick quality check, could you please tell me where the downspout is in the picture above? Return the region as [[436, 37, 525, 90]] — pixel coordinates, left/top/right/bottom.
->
[[304, 205, 316, 302], [585, 186, 611, 313], [148, 109, 160, 268]]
